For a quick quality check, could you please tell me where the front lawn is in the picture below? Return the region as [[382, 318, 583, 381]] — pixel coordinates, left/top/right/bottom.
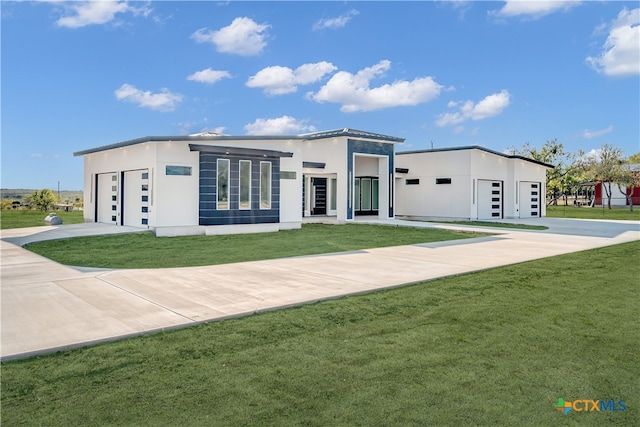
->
[[24, 223, 486, 269], [2, 241, 637, 426], [546, 205, 640, 221], [0, 209, 85, 229]]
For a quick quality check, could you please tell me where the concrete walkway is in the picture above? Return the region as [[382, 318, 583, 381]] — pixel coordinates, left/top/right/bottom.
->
[[2, 218, 638, 360]]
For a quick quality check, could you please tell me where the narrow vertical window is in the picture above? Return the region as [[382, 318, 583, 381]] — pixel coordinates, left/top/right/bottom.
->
[[260, 161, 272, 209], [354, 178, 361, 210], [330, 178, 337, 211], [361, 178, 372, 211], [217, 159, 230, 210], [372, 179, 379, 210], [239, 160, 251, 210]]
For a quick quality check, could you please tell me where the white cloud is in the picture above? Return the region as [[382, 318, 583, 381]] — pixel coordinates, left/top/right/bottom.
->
[[582, 125, 613, 139], [312, 10, 359, 31], [246, 62, 337, 95], [492, 1, 581, 19], [436, 90, 511, 127], [244, 116, 316, 135], [187, 68, 232, 85], [308, 60, 443, 112], [114, 83, 183, 112], [586, 8, 640, 77], [191, 17, 269, 56], [53, 1, 151, 28]]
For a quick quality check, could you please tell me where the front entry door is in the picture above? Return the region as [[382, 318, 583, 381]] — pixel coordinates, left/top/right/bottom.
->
[[312, 178, 327, 215], [354, 177, 379, 216]]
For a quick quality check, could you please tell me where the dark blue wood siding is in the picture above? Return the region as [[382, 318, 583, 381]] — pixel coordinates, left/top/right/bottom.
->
[[199, 153, 280, 225]]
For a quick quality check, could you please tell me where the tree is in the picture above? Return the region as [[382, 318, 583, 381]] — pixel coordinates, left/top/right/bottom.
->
[[628, 152, 640, 164], [579, 144, 625, 209], [31, 189, 58, 211], [516, 139, 574, 205], [617, 160, 640, 212]]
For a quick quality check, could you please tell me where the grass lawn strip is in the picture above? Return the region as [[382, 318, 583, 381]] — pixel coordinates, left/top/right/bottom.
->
[[23, 223, 486, 269], [428, 220, 548, 230], [0, 210, 85, 229], [546, 205, 640, 221], [2, 241, 638, 426]]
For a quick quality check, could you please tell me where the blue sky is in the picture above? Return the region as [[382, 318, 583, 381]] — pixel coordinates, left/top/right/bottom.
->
[[2, 1, 639, 190]]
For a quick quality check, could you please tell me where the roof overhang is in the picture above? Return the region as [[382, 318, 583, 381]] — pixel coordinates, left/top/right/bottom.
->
[[189, 144, 293, 158]]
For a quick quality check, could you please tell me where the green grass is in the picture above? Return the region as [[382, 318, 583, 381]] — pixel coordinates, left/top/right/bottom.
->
[[24, 223, 486, 269], [433, 220, 548, 230], [0, 209, 85, 229], [3, 241, 638, 426], [547, 205, 640, 221]]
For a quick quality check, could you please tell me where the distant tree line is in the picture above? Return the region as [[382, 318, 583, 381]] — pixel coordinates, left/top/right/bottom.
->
[[1, 189, 83, 211], [514, 140, 640, 211]]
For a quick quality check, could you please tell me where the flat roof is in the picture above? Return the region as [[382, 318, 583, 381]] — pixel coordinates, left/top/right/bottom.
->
[[396, 145, 555, 168], [73, 128, 404, 156]]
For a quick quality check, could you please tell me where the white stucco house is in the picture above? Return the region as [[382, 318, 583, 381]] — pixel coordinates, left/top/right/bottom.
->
[[395, 146, 553, 220], [74, 130, 553, 235], [73, 129, 399, 236]]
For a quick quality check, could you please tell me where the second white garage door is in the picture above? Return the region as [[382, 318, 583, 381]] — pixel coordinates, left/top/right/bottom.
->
[[519, 181, 541, 218], [123, 169, 149, 228]]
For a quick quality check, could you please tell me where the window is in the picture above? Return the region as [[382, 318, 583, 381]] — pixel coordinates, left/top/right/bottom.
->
[[142, 218, 148, 225], [112, 175, 117, 181], [112, 195, 117, 201], [217, 159, 230, 210], [111, 215, 117, 222], [239, 160, 251, 210], [372, 179, 379, 210], [281, 171, 296, 179], [260, 162, 271, 209], [112, 186, 117, 192], [436, 178, 452, 184], [142, 195, 148, 202], [406, 179, 420, 185], [142, 172, 149, 179], [142, 207, 148, 213], [141, 184, 148, 191], [492, 190, 500, 195], [492, 182, 501, 187], [112, 205, 117, 211], [492, 197, 500, 202], [330, 178, 337, 211], [361, 178, 372, 211], [354, 179, 361, 210], [166, 165, 192, 176]]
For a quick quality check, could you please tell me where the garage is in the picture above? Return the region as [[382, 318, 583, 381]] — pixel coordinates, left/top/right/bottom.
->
[[519, 181, 541, 218], [94, 170, 149, 228], [477, 180, 503, 220]]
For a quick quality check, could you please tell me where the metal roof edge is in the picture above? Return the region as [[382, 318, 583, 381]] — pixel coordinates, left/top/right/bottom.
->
[[396, 145, 554, 168], [73, 134, 306, 156]]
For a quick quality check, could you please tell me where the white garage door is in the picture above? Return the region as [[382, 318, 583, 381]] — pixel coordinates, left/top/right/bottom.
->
[[123, 169, 149, 228], [519, 182, 541, 218], [478, 180, 502, 220], [97, 173, 119, 224]]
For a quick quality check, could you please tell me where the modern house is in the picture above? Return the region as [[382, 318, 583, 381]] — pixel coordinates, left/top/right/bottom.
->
[[394, 146, 553, 220], [74, 129, 554, 235], [73, 129, 400, 236]]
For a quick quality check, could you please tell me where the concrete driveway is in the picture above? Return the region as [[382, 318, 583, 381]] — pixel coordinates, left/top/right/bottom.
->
[[2, 218, 638, 360]]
